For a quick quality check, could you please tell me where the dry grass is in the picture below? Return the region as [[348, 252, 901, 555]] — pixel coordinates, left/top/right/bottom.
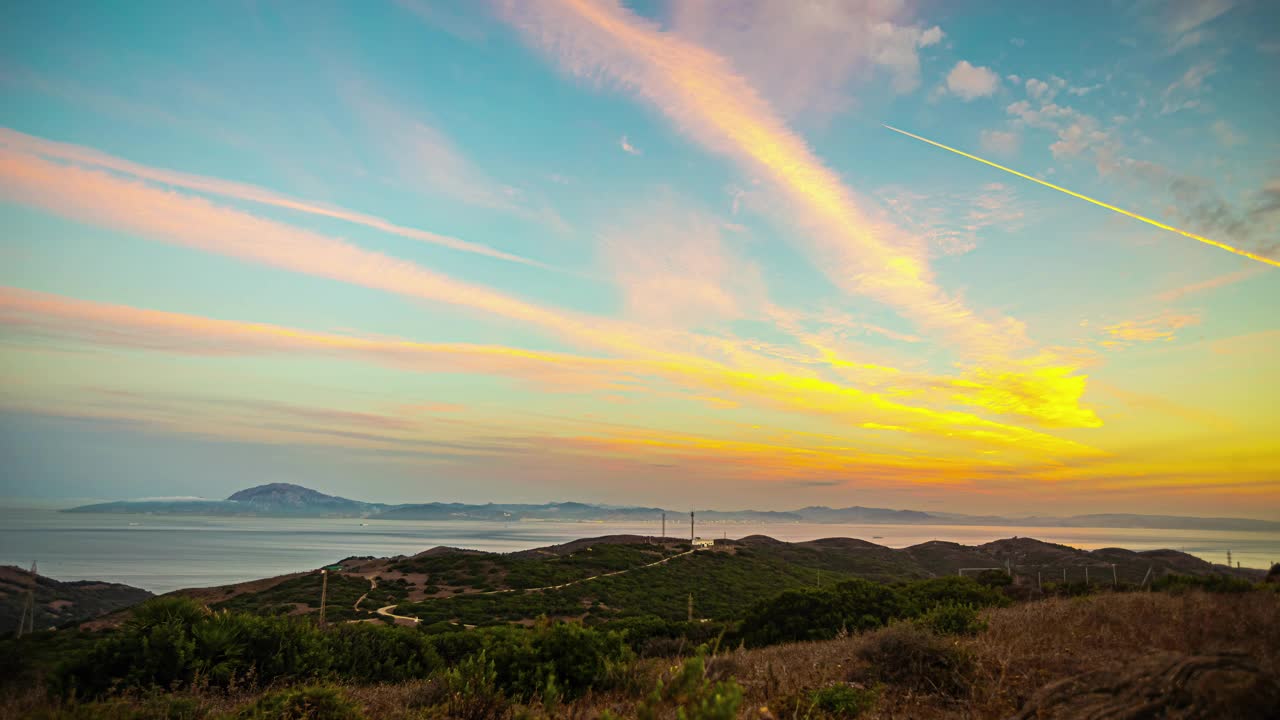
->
[[4, 591, 1275, 719]]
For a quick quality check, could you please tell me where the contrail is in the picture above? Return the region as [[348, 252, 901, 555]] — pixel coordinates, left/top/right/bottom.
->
[[883, 124, 1280, 269]]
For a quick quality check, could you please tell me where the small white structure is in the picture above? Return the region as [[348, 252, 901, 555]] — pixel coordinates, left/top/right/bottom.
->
[[693, 537, 715, 549]]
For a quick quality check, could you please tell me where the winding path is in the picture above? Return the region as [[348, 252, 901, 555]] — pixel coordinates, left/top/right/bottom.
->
[[376, 547, 698, 624], [353, 576, 377, 611]]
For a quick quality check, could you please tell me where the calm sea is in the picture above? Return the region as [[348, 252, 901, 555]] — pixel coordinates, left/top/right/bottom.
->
[[1, 508, 1276, 594]]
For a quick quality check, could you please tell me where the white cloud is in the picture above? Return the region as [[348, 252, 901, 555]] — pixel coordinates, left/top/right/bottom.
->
[[668, 1, 947, 117], [1068, 83, 1102, 97], [1025, 78, 1051, 101], [980, 129, 1021, 156], [620, 135, 642, 155], [1160, 60, 1217, 114], [1010, 37, 1026, 48], [1211, 120, 1244, 147], [945, 61, 1000, 101]]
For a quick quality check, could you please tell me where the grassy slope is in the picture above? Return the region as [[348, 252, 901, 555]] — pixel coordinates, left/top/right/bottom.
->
[[5, 590, 1274, 719]]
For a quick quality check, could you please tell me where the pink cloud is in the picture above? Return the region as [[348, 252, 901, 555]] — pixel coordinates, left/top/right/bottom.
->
[[0, 127, 548, 269]]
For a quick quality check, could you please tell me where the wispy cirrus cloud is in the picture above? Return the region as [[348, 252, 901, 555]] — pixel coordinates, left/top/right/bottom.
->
[[1100, 311, 1201, 346], [493, 0, 1045, 363], [0, 127, 549, 269], [0, 287, 1100, 457], [1155, 266, 1265, 303]]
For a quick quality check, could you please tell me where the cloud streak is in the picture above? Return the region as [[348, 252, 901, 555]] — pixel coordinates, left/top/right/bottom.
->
[[0, 127, 552, 270], [882, 124, 1280, 268]]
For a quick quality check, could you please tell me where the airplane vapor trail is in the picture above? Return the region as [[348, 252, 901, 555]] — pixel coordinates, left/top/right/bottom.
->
[[883, 124, 1280, 269]]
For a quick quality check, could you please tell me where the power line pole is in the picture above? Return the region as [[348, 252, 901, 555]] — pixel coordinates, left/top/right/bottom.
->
[[318, 569, 329, 627], [16, 561, 36, 638], [689, 511, 695, 544], [661, 512, 666, 539]]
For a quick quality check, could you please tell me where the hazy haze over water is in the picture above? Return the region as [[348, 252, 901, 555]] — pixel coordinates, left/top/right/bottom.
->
[[1, 509, 1275, 594]]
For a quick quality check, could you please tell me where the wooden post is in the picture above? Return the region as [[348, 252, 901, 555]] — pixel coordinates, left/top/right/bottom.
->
[[1063, 568, 1067, 583], [1112, 564, 1118, 587], [1037, 571, 1042, 592], [1141, 566, 1153, 590], [319, 569, 329, 627], [1085, 567, 1090, 585]]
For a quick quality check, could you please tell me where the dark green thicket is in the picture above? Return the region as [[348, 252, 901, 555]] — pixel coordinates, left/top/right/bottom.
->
[[1151, 573, 1257, 594], [54, 597, 441, 698]]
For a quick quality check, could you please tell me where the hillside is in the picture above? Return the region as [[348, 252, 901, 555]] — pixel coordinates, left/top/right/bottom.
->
[[150, 534, 1262, 629], [0, 565, 152, 633], [63, 483, 1280, 532]]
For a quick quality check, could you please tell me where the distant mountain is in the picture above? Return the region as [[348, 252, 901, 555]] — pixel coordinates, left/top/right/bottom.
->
[[63, 483, 1280, 532], [0, 565, 152, 633], [226, 483, 377, 515]]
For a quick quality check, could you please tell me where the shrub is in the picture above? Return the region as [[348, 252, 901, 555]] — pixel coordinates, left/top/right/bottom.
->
[[441, 652, 508, 720], [901, 576, 1007, 615], [916, 602, 986, 637], [1152, 574, 1256, 594], [808, 683, 878, 718], [855, 624, 972, 697], [234, 686, 364, 720], [55, 601, 442, 698], [635, 655, 743, 720], [740, 579, 905, 646]]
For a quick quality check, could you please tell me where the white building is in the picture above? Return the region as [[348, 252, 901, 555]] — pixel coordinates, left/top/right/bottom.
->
[[693, 537, 715, 549]]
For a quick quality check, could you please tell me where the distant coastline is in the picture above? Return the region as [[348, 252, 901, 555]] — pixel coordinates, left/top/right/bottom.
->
[[60, 482, 1280, 533]]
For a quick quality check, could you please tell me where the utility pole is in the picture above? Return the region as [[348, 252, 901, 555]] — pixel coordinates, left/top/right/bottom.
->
[[1085, 567, 1090, 585], [1227, 550, 1232, 568], [318, 569, 329, 627], [16, 561, 36, 638], [690, 511, 695, 544], [661, 512, 666, 539]]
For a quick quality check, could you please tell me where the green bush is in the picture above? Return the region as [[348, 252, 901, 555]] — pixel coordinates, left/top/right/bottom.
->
[[635, 655, 743, 720], [916, 602, 986, 637], [808, 683, 878, 718], [55, 598, 440, 698], [901, 576, 1007, 614], [234, 686, 364, 720], [1152, 574, 1256, 594], [740, 579, 905, 646]]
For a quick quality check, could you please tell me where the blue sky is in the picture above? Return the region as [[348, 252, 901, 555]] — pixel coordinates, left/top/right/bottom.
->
[[1, 0, 1277, 517]]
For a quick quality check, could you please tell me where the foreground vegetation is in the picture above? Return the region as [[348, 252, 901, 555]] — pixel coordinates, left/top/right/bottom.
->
[[2, 563, 1277, 719]]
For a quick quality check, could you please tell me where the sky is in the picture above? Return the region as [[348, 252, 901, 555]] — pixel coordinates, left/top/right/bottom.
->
[[0, 0, 1277, 518]]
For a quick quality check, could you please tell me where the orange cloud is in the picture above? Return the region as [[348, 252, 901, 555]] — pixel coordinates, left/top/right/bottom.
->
[[1101, 312, 1201, 345], [1155, 266, 1267, 303], [0, 127, 550, 269], [1, 287, 1100, 457], [496, 0, 1034, 360]]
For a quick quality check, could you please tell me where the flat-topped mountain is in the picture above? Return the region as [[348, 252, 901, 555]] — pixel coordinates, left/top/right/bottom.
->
[[64, 483, 1280, 532]]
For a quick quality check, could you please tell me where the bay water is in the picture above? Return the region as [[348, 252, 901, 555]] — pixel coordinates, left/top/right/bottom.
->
[[2, 508, 1276, 594]]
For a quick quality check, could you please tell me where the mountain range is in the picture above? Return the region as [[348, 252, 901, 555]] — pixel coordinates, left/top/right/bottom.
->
[[63, 483, 1280, 532]]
